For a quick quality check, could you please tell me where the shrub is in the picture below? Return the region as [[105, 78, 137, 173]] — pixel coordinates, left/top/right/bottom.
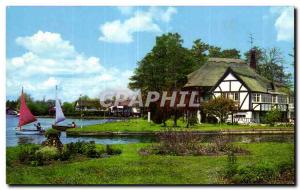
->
[[156, 129, 202, 155], [203, 96, 238, 123], [58, 148, 71, 161], [34, 146, 59, 165], [106, 145, 122, 155], [65, 141, 110, 158], [45, 128, 61, 138], [263, 108, 282, 126], [18, 145, 40, 164], [224, 152, 238, 178]]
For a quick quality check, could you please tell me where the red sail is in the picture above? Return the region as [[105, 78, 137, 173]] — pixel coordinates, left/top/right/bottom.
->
[[18, 93, 37, 128]]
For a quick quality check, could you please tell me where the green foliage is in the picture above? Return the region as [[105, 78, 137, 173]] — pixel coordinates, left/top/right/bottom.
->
[[18, 144, 40, 164], [245, 47, 292, 88], [209, 46, 240, 58], [62, 102, 75, 115], [232, 162, 278, 184], [224, 152, 238, 178], [34, 146, 59, 166], [45, 128, 61, 138], [106, 145, 122, 155], [7, 143, 294, 184], [264, 108, 282, 126], [65, 141, 121, 158], [224, 156, 295, 184], [203, 96, 238, 123]]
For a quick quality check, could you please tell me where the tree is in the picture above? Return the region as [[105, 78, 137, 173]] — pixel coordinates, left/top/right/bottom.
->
[[190, 39, 209, 68], [244, 47, 292, 88], [208, 46, 240, 58], [203, 96, 238, 123], [208, 46, 222, 57], [221, 49, 241, 59], [129, 33, 198, 126], [244, 46, 264, 63], [62, 102, 75, 115]]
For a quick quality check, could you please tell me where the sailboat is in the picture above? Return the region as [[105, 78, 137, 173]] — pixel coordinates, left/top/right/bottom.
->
[[52, 86, 74, 131], [15, 88, 44, 135]]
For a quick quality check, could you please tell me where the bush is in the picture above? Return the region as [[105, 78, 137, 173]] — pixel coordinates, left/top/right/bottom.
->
[[65, 141, 113, 158], [58, 148, 71, 161], [45, 128, 61, 138], [34, 146, 59, 165], [106, 145, 122, 155], [147, 130, 248, 156], [225, 161, 280, 184], [18, 145, 40, 164], [263, 108, 282, 126], [224, 152, 238, 178]]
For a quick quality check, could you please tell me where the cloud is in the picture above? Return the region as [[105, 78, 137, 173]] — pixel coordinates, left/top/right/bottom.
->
[[7, 31, 133, 101], [99, 7, 177, 43], [271, 7, 294, 42]]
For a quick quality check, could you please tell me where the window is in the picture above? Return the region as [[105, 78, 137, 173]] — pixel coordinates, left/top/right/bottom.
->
[[252, 93, 260, 102], [221, 92, 239, 101], [261, 94, 272, 103], [261, 104, 272, 111], [278, 95, 287, 104]]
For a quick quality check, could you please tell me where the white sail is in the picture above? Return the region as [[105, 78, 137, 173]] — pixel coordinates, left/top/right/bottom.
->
[[55, 98, 65, 124], [55, 86, 65, 124]]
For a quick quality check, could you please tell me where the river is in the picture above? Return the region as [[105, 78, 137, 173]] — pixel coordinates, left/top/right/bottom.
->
[[6, 116, 294, 147], [6, 116, 153, 147]]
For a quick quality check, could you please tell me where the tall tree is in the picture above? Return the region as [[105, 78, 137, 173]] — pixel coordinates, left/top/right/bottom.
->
[[129, 33, 197, 125], [190, 39, 209, 68]]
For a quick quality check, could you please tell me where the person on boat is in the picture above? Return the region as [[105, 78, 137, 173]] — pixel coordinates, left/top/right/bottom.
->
[[35, 122, 42, 131], [71, 121, 77, 128]]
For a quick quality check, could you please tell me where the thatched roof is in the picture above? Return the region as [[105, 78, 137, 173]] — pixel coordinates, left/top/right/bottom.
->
[[185, 58, 289, 94]]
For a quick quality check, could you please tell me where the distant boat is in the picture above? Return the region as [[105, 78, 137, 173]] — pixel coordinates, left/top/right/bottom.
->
[[15, 88, 44, 135], [52, 86, 74, 131]]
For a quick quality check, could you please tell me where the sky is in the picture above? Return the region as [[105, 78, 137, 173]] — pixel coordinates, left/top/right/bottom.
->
[[6, 6, 294, 102]]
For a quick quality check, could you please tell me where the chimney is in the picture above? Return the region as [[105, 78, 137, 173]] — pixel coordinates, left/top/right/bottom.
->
[[249, 49, 256, 70]]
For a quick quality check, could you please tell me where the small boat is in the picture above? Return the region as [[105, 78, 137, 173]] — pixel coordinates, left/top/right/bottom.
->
[[52, 86, 74, 131], [16, 88, 44, 135]]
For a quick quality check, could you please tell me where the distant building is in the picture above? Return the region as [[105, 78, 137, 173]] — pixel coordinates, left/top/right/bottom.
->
[[6, 107, 19, 116], [184, 54, 294, 124], [109, 100, 141, 117], [75, 100, 101, 111]]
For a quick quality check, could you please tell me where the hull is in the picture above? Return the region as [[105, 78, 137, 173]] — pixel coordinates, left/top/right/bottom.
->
[[16, 129, 44, 135], [52, 124, 74, 131]]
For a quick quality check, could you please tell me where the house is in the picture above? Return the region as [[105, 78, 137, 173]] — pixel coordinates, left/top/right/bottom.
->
[[184, 52, 294, 124], [109, 100, 141, 117], [6, 107, 19, 116], [75, 100, 101, 111]]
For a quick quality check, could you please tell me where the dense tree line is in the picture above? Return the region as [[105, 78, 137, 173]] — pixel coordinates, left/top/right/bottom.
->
[[6, 94, 102, 116]]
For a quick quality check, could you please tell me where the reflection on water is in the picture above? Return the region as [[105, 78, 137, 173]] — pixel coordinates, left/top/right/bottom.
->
[[6, 116, 294, 147]]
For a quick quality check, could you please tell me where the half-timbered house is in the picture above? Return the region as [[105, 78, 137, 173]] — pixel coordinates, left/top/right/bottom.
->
[[184, 56, 294, 124]]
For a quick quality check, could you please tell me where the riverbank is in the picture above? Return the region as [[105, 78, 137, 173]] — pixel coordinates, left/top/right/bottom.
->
[[67, 119, 294, 137], [7, 142, 294, 184]]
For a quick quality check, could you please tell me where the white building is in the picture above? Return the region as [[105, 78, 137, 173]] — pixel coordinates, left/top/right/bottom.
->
[[184, 57, 294, 124]]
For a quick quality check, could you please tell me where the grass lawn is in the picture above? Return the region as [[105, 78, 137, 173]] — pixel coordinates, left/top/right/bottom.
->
[[68, 119, 292, 133], [7, 142, 294, 184]]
